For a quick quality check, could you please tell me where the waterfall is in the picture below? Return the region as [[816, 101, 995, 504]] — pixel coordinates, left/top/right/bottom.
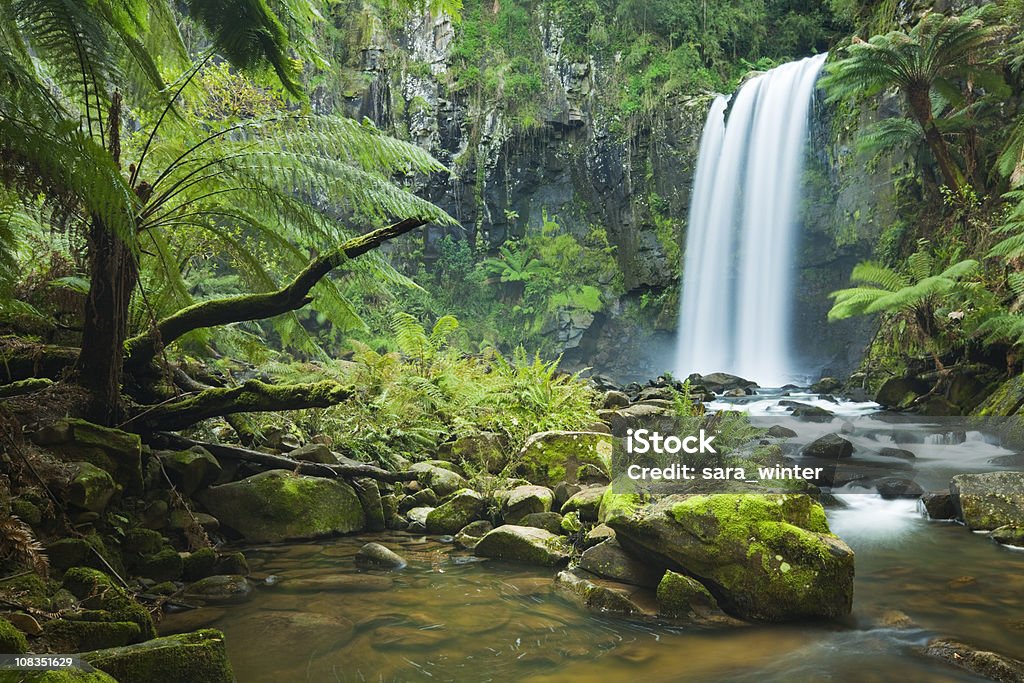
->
[[675, 54, 826, 386]]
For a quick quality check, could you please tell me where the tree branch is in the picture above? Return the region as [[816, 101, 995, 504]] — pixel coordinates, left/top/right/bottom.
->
[[125, 217, 427, 370], [126, 379, 353, 432], [149, 433, 416, 483]]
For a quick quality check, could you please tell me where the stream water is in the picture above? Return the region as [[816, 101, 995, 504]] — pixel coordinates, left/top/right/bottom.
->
[[160, 393, 1024, 682]]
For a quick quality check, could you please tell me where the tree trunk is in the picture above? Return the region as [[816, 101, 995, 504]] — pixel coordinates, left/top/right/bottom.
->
[[907, 88, 967, 195]]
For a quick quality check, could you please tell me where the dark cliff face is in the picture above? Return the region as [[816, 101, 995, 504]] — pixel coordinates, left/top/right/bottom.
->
[[320, 7, 885, 383]]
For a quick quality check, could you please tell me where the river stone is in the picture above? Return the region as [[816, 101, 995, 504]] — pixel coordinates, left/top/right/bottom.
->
[[875, 377, 928, 409], [68, 461, 116, 513], [698, 373, 758, 393], [767, 425, 797, 438], [516, 431, 613, 486], [878, 447, 916, 461], [183, 575, 253, 605], [520, 511, 563, 534], [197, 470, 365, 542], [156, 446, 222, 495], [791, 405, 834, 418], [920, 491, 957, 520], [425, 489, 486, 534], [289, 443, 337, 464], [454, 520, 493, 549], [407, 462, 467, 496], [355, 542, 407, 569], [602, 390, 630, 409], [499, 485, 554, 524], [810, 377, 842, 394], [399, 488, 439, 513], [553, 481, 583, 509], [924, 638, 1024, 683], [990, 524, 1024, 546], [560, 485, 607, 522], [875, 477, 924, 499], [83, 628, 234, 683], [553, 569, 653, 615], [950, 471, 1024, 530], [406, 506, 434, 529], [584, 523, 616, 547], [657, 570, 737, 626], [474, 525, 570, 566], [607, 494, 854, 621], [351, 478, 386, 532], [578, 539, 662, 588], [801, 434, 853, 460]]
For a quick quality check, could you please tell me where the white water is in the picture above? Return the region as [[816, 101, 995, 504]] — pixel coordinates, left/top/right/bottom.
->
[[676, 54, 827, 386]]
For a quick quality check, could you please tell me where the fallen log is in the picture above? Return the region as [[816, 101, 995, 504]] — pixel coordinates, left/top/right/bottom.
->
[[149, 432, 417, 483]]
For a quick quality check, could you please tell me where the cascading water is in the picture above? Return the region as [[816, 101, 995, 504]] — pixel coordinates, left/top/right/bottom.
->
[[675, 54, 827, 386]]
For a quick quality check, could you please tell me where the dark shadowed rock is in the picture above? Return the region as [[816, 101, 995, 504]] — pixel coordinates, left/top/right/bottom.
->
[[920, 491, 957, 520], [924, 638, 1024, 683], [802, 434, 853, 460], [875, 477, 924, 499], [578, 539, 662, 588]]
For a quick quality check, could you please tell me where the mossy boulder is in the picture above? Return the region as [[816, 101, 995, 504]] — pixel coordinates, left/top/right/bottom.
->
[[520, 511, 563, 534], [598, 404, 678, 437], [133, 547, 183, 583], [82, 629, 234, 683], [801, 434, 853, 460], [516, 431, 613, 486], [498, 485, 554, 524], [474, 525, 570, 566], [950, 472, 1024, 531], [62, 568, 155, 640], [351, 478, 386, 532], [578, 539, 662, 588], [607, 494, 855, 621], [991, 525, 1024, 546], [196, 470, 365, 542], [597, 487, 642, 524], [182, 548, 218, 582], [560, 485, 607, 522], [47, 534, 120, 575], [156, 447, 221, 496], [288, 443, 337, 464], [875, 377, 927, 409], [407, 463, 467, 497], [425, 489, 486, 534], [43, 618, 140, 651], [34, 419, 142, 493], [454, 520, 493, 549], [5, 670, 119, 682], [0, 616, 28, 653], [67, 462, 116, 513], [656, 570, 740, 626], [438, 432, 508, 473]]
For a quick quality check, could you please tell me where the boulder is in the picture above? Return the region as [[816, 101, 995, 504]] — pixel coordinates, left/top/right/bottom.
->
[[473, 525, 570, 566], [578, 539, 662, 588], [454, 520, 493, 550], [499, 485, 554, 524], [34, 419, 144, 492], [920, 491, 957, 520], [598, 404, 678, 438], [516, 431, 613, 486], [68, 462, 116, 513], [425, 489, 486, 534], [878, 447, 916, 461], [354, 542, 407, 569], [43, 619, 141, 652], [991, 525, 1024, 546], [399, 488, 438, 513], [83, 629, 234, 683], [801, 434, 853, 460], [182, 548, 218, 582], [923, 638, 1024, 683], [0, 616, 28, 653], [560, 485, 607, 522], [407, 462, 467, 497], [438, 432, 508, 473], [607, 494, 854, 621], [553, 481, 582, 509], [657, 570, 739, 626], [698, 373, 758, 393], [791, 405, 834, 418], [288, 443, 337, 464], [156, 447, 221, 495], [875, 477, 924, 500], [810, 377, 842, 394], [519, 511, 563, 534], [553, 569, 654, 615], [950, 472, 1024, 530], [601, 390, 630, 409], [767, 425, 797, 438], [351, 478, 386, 532], [197, 470, 365, 543], [62, 568, 155, 640], [875, 377, 927, 409]]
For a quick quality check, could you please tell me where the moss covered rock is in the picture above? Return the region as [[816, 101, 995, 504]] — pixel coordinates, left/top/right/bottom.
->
[[67, 462, 115, 513], [578, 539, 662, 588], [473, 525, 570, 566], [182, 575, 253, 605], [438, 432, 508, 473], [560, 485, 607, 522], [6, 670, 119, 682], [182, 548, 217, 582], [156, 447, 221, 496], [425, 489, 486, 534], [498, 485, 554, 524], [597, 487, 642, 524], [43, 618, 141, 651], [950, 472, 1024, 531], [0, 616, 28, 653], [34, 419, 143, 493], [351, 478, 386, 532], [516, 431, 613, 486], [607, 494, 854, 621], [62, 568, 155, 641], [133, 548, 183, 583], [197, 470, 365, 542], [991, 524, 1024, 546], [407, 463, 467, 497], [520, 511, 563, 534], [82, 629, 234, 683], [553, 569, 652, 615], [454, 520, 492, 549]]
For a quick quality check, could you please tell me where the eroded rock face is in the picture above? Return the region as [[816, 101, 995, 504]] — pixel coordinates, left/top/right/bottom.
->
[[197, 470, 365, 543], [607, 494, 854, 621], [950, 472, 1024, 531], [473, 525, 570, 566]]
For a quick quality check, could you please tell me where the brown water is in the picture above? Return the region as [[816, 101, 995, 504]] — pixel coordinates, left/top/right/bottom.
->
[[160, 521, 1024, 683], [160, 403, 1024, 682]]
